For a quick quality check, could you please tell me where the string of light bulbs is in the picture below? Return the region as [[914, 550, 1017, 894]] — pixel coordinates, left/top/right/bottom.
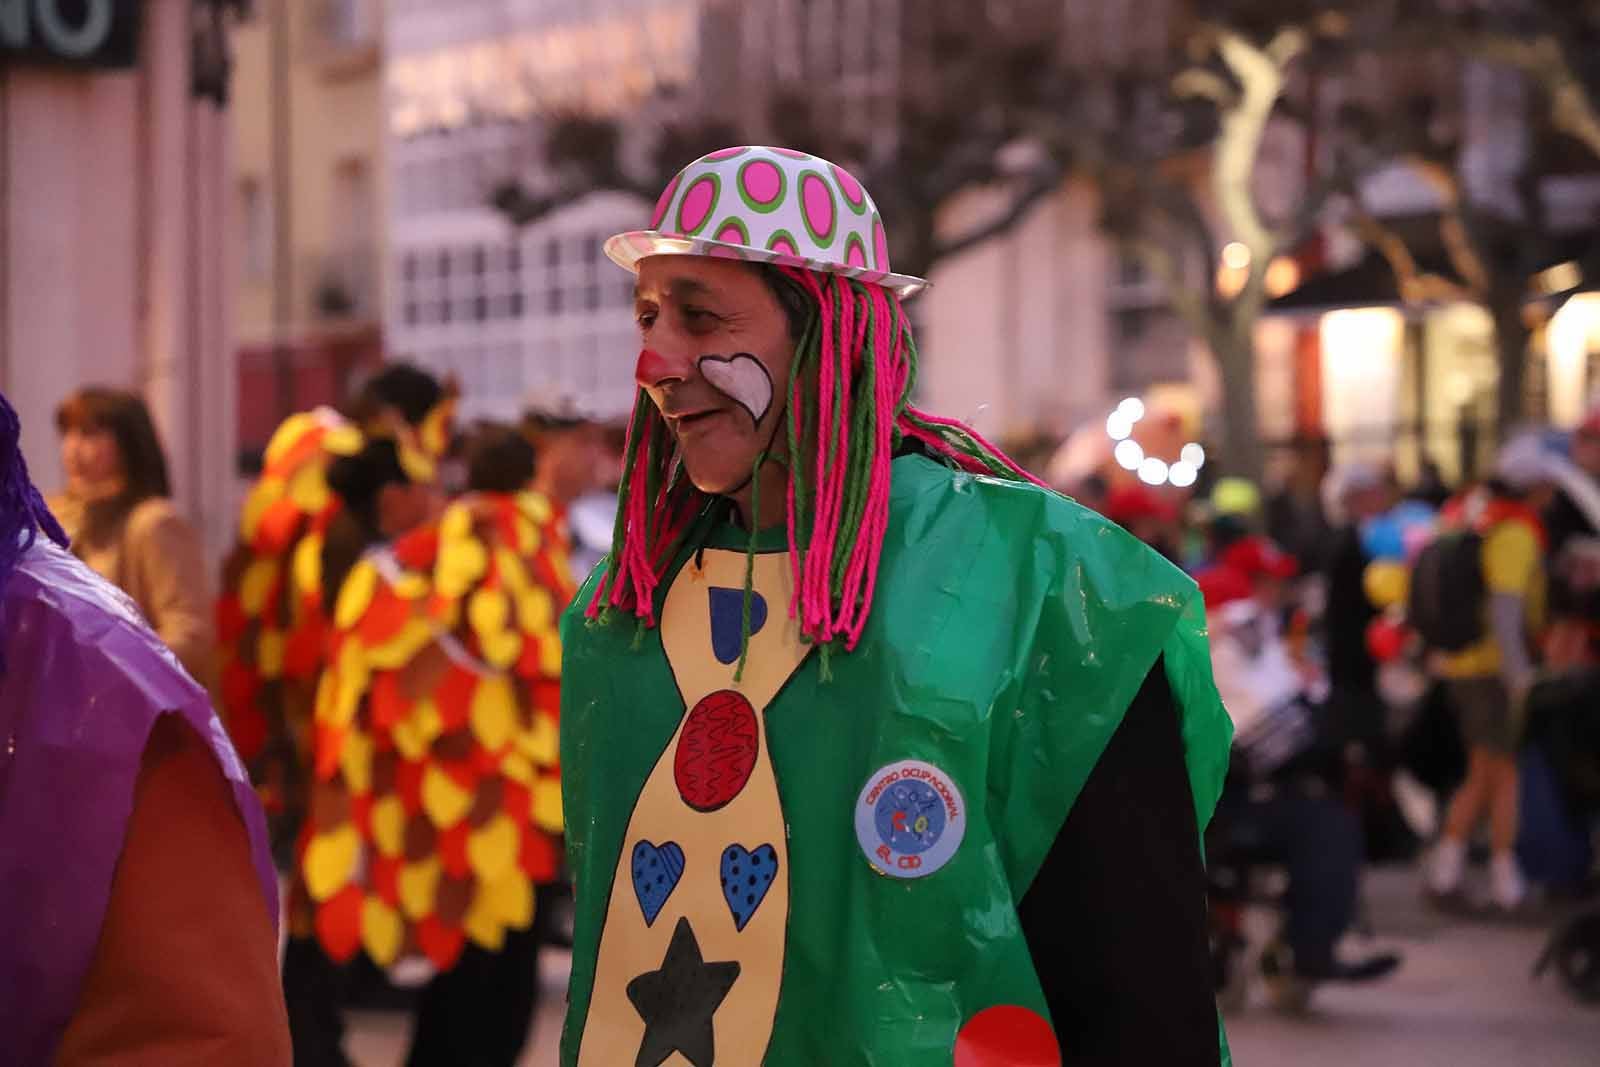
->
[[1103, 398, 1206, 488]]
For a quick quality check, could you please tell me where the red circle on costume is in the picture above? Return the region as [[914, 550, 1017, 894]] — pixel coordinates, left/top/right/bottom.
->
[[954, 1006, 1061, 1067], [674, 690, 759, 812]]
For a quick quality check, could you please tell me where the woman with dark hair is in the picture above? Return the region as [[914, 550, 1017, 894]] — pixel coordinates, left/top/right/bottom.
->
[[51, 386, 215, 687]]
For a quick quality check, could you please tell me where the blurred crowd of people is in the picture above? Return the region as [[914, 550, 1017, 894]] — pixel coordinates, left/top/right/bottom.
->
[[33, 365, 1600, 1037], [42, 366, 623, 1065], [1055, 407, 1600, 1008]]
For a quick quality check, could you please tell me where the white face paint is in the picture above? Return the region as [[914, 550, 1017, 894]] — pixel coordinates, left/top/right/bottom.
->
[[698, 354, 774, 427]]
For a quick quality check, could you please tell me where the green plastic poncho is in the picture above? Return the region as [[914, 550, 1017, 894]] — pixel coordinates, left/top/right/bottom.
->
[[559, 453, 1233, 1065]]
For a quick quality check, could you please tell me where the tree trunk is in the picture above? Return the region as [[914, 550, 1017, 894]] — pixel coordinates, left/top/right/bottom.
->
[[1489, 296, 1531, 444], [1211, 321, 1265, 485]]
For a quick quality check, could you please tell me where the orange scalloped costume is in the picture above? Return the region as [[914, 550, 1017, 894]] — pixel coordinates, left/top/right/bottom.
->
[[299, 491, 573, 971], [218, 398, 456, 864], [217, 409, 364, 849]]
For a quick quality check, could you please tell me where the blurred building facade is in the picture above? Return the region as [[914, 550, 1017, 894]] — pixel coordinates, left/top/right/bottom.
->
[[230, 0, 387, 460], [346, 0, 1597, 478], [383, 0, 702, 424], [1, 0, 239, 558], [699, 0, 1183, 446], [367, 0, 1185, 439]]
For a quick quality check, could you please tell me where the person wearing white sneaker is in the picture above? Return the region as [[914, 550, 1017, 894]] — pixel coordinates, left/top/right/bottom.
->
[[1490, 850, 1529, 911], [1420, 435, 1557, 913], [1428, 835, 1468, 898]]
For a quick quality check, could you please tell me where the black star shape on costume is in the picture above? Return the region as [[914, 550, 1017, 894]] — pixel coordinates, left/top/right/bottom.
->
[[626, 916, 741, 1067]]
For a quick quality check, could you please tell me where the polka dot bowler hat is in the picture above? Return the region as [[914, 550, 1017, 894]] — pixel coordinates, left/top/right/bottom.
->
[[602, 146, 929, 298]]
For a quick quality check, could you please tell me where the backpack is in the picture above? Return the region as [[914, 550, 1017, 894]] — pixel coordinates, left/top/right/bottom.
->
[[1407, 529, 1486, 652]]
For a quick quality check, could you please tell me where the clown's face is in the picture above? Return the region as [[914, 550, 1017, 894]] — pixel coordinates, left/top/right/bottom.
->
[[633, 256, 795, 498]]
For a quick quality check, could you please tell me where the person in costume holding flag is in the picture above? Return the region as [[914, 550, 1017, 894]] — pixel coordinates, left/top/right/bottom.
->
[[559, 147, 1234, 1067], [0, 388, 288, 1064], [300, 422, 575, 1066]]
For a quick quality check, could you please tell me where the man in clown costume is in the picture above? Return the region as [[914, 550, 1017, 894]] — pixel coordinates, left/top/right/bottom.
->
[[560, 147, 1233, 1066]]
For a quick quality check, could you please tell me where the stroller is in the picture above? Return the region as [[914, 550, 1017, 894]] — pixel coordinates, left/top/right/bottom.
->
[[1524, 667, 1600, 1005]]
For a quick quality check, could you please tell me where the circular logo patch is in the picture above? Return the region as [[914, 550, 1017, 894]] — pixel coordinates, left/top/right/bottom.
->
[[855, 759, 967, 878]]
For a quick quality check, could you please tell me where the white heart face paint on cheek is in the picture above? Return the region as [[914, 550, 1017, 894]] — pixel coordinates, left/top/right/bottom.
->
[[698, 354, 774, 426]]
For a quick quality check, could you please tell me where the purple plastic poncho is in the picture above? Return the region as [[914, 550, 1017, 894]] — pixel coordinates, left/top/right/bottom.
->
[[0, 538, 279, 1064]]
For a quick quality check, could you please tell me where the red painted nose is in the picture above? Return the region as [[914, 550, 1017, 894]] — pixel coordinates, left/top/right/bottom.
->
[[634, 348, 683, 389]]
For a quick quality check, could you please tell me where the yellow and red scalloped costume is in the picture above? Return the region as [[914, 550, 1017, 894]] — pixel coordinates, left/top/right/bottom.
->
[[217, 409, 364, 846], [299, 491, 574, 971], [216, 396, 456, 865]]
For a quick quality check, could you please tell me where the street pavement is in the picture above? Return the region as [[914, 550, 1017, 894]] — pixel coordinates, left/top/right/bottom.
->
[[1226, 867, 1600, 1066], [346, 869, 1600, 1066]]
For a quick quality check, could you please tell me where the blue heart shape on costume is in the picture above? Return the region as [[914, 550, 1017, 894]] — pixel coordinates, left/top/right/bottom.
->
[[709, 586, 768, 665], [720, 843, 778, 931], [632, 840, 685, 927]]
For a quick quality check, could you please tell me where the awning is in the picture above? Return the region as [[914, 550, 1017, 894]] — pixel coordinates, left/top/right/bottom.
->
[[1269, 217, 1598, 314]]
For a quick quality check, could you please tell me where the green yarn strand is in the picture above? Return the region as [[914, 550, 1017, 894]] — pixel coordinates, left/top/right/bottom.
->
[[733, 449, 767, 684]]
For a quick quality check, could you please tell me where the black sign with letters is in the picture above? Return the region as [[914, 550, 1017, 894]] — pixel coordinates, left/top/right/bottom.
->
[[0, 0, 143, 69]]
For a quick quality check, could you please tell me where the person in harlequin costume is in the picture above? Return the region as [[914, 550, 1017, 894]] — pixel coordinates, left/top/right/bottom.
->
[[558, 147, 1235, 1067], [0, 388, 289, 1063], [218, 363, 456, 863], [280, 435, 448, 1065], [300, 423, 576, 1065], [218, 364, 452, 1065]]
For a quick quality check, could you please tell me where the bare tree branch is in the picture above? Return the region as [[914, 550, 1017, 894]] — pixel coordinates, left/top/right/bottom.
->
[[1172, 69, 1237, 107], [1209, 28, 1301, 257], [1091, 152, 1221, 290], [1464, 33, 1600, 160], [931, 167, 1067, 264], [1405, 156, 1494, 298], [1348, 199, 1470, 306], [1126, 237, 1214, 336], [1265, 25, 1310, 68]]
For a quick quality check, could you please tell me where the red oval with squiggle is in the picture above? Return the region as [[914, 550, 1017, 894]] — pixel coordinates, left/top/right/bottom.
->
[[674, 690, 759, 812]]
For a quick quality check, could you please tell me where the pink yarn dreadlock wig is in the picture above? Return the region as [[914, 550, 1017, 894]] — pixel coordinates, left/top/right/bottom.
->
[[588, 265, 1042, 656]]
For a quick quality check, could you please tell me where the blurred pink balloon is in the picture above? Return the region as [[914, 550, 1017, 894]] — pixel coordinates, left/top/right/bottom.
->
[[1402, 523, 1433, 563]]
